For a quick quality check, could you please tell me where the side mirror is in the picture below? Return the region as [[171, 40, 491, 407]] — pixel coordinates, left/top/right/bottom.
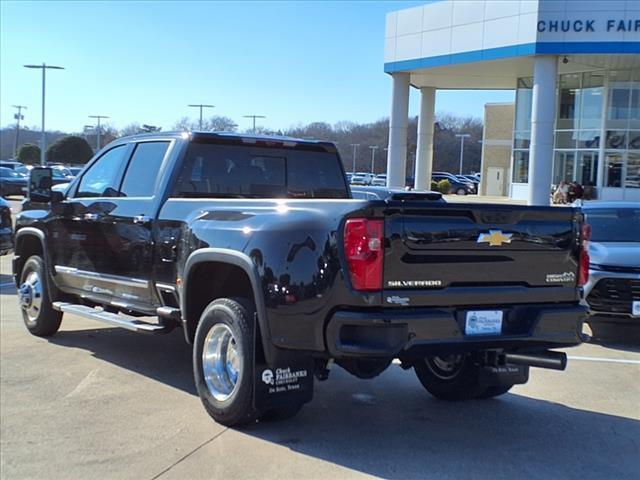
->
[[28, 167, 56, 203]]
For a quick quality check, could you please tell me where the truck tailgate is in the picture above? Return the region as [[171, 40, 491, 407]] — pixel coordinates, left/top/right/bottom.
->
[[383, 203, 581, 306]]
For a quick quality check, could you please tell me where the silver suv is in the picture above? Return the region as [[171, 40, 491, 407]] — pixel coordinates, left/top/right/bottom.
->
[[581, 202, 640, 326]]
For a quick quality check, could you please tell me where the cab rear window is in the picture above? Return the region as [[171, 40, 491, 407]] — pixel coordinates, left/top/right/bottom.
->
[[172, 143, 348, 199]]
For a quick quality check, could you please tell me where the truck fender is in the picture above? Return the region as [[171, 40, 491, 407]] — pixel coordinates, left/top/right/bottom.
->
[[181, 248, 277, 364], [13, 227, 48, 285]]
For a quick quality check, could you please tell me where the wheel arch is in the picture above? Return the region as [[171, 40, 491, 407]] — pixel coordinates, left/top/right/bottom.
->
[[181, 248, 275, 363], [14, 227, 47, 285]]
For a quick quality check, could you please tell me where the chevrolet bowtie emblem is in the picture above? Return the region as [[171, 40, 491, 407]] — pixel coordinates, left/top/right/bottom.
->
[[477, 230, 513, 247]]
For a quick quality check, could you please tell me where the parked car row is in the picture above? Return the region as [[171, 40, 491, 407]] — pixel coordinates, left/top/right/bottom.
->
[[346, 170, 479, 195], [0, 168, 28, 197], [0, 163, 78, 198]]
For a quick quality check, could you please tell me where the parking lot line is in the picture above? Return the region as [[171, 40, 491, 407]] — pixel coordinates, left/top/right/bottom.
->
[[567, 355, 640, 365]]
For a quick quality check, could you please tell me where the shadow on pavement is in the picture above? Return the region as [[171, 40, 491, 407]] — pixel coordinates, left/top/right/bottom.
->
[[243, 370, 640, 479], [587, 316, 640, 347], [50, 327, 196, 395], [46, 325, 640, 479]]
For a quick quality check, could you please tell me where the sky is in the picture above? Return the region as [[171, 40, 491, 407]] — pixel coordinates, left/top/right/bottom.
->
[[0, 0, 514, 134]]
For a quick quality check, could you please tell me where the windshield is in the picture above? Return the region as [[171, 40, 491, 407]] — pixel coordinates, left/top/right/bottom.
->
[[585, 208, 640, 242], [173, 143, 349, 199]]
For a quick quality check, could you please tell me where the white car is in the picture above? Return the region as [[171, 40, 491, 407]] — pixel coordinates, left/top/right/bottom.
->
[[371, 174, 387, 186], [350, 172, 374, 185]]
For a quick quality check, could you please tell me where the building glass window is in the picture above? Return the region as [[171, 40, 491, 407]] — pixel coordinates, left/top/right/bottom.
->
[[576, 130, 600, 149], [513, 68, 639, 193], [579, 72, 604, 130], [627, 152, 640, 189], [605, 152, 624, 187], [512, 77, 532, 183], [605, 130, 627, 149], [512, 150, 529, 183], [577, 151, 598, 187], [553, 151, 575, 185], [608, 70, 633, 126], [557, 73, 581, 130], [555, 131, 576, 149]]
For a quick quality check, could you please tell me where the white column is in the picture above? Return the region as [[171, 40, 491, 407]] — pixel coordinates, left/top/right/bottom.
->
[[415, 87, 435, 190], [596, 74, 608, 196], [527, 55, 558, 205], [386, 73, 410, 189]]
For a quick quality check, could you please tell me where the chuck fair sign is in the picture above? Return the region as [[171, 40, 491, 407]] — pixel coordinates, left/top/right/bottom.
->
[[537, 18, 640, 33]]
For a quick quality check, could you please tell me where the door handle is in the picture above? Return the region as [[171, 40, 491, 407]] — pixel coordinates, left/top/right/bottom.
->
[[83, 213, 100, 221], [133, 215, 151, 225]]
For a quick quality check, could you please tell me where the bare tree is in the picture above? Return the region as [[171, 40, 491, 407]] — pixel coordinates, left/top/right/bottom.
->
[[119, 123, 146, 137], [173, 116, 238, 132]]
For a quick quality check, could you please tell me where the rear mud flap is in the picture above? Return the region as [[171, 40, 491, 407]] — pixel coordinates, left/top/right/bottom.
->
[[478, 364, 529, 386], [253, 320, 315, 411]]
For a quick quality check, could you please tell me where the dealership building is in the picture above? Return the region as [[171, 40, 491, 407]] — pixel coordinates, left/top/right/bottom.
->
[[384, 0, 640, 203]]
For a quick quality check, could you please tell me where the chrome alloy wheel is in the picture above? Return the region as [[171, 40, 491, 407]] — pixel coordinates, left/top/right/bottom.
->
[[202, 323, 240, 401], [425, 354, 465, 380], [19, 270, 43, 323]]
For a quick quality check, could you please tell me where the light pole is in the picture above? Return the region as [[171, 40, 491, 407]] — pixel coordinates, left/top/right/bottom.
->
[[188, 104, 215, 130], [24, 63, 65, 165], [89, 115, 110, 151], [12, 105, 27, 157], [455, 133, 470, 175], [243, 115, 266, 134], [369, 145, 379, 174], [349, 144, 359, 173]]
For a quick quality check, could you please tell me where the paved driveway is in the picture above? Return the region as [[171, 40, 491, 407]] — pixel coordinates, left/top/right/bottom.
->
[[1, 254, 639, 479]]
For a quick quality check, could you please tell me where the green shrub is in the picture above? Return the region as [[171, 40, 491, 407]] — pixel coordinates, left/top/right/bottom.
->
[[437, 179, 451, 194], [430, 180, 438, 191], [46, 135, 94, 165], [17, 144, 41, 165]]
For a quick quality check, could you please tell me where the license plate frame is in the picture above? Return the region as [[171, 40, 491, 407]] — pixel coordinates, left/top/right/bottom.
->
[[465, 310, 503, 336], [632, 301, 640, 318]]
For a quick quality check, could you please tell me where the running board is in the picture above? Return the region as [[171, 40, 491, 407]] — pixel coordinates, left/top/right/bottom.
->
[[53, 302, 175, 334]]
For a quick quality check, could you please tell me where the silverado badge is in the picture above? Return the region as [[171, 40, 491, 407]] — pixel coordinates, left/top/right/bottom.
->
[[477, 230, 513, 247]]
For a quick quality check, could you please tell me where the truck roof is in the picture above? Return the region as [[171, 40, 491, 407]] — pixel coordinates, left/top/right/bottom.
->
[[114, 130, 337, 151]]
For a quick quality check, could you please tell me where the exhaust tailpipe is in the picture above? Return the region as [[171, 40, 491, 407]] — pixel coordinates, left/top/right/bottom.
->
[[504, 351, 567, 371]]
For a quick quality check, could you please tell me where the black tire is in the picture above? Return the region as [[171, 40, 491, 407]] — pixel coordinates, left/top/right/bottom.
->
[[456, 188, 467, 195], [193, 297, 259, 427], [414, 354, 485, 400], [18, 255, 62, 337], [476, 384, 513, 399]]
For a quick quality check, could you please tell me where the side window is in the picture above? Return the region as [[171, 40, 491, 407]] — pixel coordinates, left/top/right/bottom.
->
[[120, 142, 170, 197], [76, 145, 129, 198]]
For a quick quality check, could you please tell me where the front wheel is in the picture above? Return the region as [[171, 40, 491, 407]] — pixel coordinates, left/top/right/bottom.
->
[[193, 297, 259, 427], [19, 255, 62, 337]]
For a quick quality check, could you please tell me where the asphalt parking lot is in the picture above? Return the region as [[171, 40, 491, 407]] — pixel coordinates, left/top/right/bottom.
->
[[1, 199, 639, 480]]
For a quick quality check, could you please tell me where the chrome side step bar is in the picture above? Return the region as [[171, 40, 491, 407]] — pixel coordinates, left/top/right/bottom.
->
[[53, 302, 175, 334]]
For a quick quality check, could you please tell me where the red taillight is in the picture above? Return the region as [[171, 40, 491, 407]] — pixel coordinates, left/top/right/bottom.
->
[[578, 223, 591, 287], [344, 218, 384, 291]]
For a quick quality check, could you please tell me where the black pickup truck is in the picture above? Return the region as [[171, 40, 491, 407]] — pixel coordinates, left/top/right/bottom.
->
[[13, 132, 589, 426]]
